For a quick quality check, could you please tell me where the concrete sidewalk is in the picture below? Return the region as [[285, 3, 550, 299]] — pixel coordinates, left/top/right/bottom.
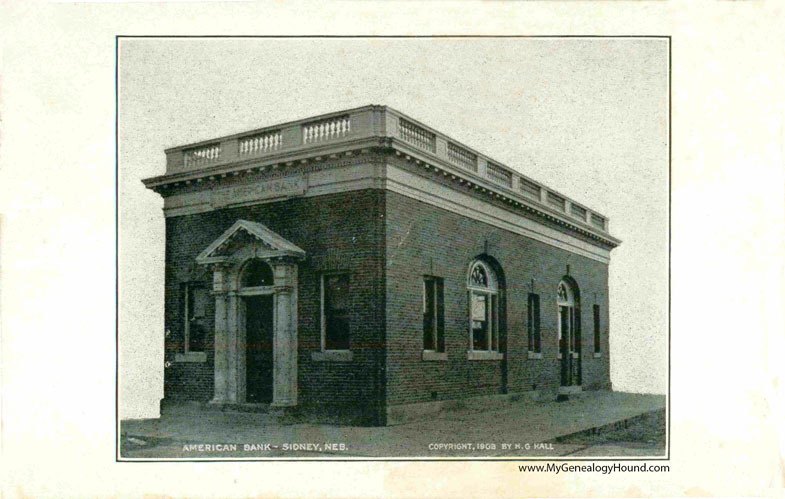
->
[[120, 391, 666, 459]]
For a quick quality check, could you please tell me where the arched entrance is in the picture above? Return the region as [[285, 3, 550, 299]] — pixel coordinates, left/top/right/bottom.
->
[[557, 278, 582, 390], [195, 220, 306, 407], [239, 259, 275, 403]]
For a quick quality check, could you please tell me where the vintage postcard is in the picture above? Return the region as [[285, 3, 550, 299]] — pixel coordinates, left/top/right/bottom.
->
[[117, 36, 669, 462], [1, 2, 783, 498]]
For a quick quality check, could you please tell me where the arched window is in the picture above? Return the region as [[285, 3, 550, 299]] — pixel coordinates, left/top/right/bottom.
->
[[557, 278, 582, 386], [557, 281, 575, 350], [557, 281, 574, 306], [240, 259, 274, 288], [467, 260, 499, 352]]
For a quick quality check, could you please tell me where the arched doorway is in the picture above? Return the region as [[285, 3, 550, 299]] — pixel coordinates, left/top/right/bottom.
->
[[557, 279, 582, 389], [239, 259, 275, 403], [195, 219, 305, 407]]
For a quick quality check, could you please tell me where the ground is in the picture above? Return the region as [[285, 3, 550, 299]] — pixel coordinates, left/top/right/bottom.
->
[[120, 391, 666, 459], [556, 408, 666, 457]]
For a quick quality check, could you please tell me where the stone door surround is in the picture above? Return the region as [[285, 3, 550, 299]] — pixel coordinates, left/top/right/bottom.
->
[[195, 220, 305, 407]]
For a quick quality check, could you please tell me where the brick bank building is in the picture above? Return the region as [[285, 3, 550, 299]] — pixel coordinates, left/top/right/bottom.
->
[[142, 105, 621, 425]]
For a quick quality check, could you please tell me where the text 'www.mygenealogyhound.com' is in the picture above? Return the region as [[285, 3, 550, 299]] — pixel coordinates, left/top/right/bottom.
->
[[519, 463, 669, 474]]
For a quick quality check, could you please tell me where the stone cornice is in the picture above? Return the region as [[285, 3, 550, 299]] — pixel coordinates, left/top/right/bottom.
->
[[145, 141, 620, 249], [143, 105, 621, 249], [142, 136, 386, 191], [381, 141, 621, 249]]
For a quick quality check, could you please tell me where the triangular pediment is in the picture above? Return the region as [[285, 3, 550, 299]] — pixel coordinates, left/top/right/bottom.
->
[[196, 220, 306, 265]]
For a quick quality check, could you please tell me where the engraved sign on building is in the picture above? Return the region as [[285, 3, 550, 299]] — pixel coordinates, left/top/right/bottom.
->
[[211, 175, 307, 209], [163, 174, 308, 216]]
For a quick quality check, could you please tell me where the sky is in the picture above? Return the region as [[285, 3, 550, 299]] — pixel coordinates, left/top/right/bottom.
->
[[118, 37, 669, 418]]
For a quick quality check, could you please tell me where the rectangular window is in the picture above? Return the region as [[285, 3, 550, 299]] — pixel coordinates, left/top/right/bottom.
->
[[322, 273, 350, 350], [423, 277, 445, 352], [184, 284, 209, 352], [471, 293, 488, 350], [593, 304, 601, 353], [527, 294, 541, 353], [470, 291, 498, 351]]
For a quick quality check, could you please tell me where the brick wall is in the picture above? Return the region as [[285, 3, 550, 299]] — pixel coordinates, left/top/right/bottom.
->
[[163, 188, 387, 421], [384, 189, 611, 408], [161, 177, 611, 418]]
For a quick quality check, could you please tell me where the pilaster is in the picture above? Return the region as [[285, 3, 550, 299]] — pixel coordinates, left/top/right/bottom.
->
[[209, 263, 230, 404], [271, 258, 299, 407], [226, 291, 240, 402]]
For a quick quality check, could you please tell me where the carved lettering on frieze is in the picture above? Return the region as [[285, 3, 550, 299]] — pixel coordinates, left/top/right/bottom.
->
[[210, 175, 306, 209]]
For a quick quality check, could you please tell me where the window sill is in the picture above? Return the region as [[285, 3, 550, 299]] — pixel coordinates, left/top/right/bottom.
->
[[593, 352, 602, 358], [311, 350, 353, 362], [527, 351, 543, 360], [467, 350, 504, 361], [175, 352, 207, 363], [422, 351, 447, 361]]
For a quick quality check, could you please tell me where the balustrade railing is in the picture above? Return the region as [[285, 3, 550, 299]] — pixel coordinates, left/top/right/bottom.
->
[[399, 119, 436, 153], [487, 163, 513, 188], [447, 142, 478, 172], [165, 106, 610, 233], [302, 115, 351, 144], [570, 203, 587, 220], [239, 130, 282, 156], [590, 214, 606, 230], [520, 178, 541, 201], [183, 143, 222, 168], [547, 192, 566, 211]]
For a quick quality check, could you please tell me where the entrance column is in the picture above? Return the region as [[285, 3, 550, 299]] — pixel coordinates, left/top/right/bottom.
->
[[270, 258, 298, 407], [226, 291, 240, 402], [210, 263, 230, 404]]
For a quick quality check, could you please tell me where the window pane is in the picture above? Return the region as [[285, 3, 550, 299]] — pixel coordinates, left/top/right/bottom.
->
[[472, 292, 488, 350], [325, 274, 350, 350], [436, 279, 445, 353], [185, 285, 209, 352], [558, 282, 569, 303], [192, 287, 209, 318], [559, 306, 569, 342], [573, 307, 581, 353], [533, 295, 541, 352], [325, 274, 350, 311], [242, 259, 274, 287], [326, 315, 350, 350], [491, 295, 498, 351], [423, 279, 435, 350], [594, 304, 601, 353], [472, 320, 488, 350], [189, 320, 207, 352], [527, 294, 534, 351], [471, 293, 486, 321], [469, 264, 488, 288]]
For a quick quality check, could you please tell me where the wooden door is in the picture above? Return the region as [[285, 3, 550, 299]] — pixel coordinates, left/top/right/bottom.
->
[[245, 295, 274, 403]]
